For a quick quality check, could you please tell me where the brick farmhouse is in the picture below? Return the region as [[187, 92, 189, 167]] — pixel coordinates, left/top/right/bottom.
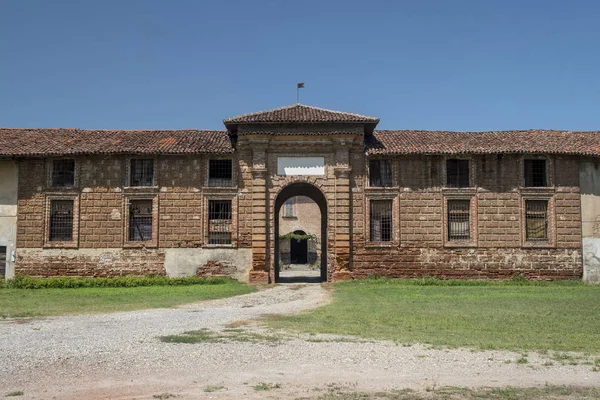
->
[[1, 104, 600, 283]]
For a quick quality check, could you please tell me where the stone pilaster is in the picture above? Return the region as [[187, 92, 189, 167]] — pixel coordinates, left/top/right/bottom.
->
[[249, 142, 270, 283], [333, 140, 352, 280]]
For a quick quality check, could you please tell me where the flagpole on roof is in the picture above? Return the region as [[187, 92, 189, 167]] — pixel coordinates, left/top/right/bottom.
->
[[297, 82, 304, 104]]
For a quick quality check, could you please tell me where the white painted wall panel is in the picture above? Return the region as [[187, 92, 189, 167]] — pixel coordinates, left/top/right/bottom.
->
[[277, 157, 325, 176]]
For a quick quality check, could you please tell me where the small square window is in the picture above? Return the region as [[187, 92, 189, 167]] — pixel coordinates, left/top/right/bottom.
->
[[208, 159, 233, 187], [369, 159, 393, 187], [447, 159, 469, 188], [448, 200, 470, 241], [525, 200, 548, 241], [130, 159, 154, 187], [524, 160, 547, 187], [128, 200, 153, 241], [49, 200, 74, 241], [370, 200, 392, 242], [208, 200, 232, 245], [51, 160, 75, 187]]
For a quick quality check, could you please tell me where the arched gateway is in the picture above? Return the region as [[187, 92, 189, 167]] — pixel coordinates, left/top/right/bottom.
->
[[274, 183, 327, 282]]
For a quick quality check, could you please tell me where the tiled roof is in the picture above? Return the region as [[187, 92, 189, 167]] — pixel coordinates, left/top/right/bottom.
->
[[0, 128, 234, 157], [366, 130, 600, 156], [223, 104, 380, 124]]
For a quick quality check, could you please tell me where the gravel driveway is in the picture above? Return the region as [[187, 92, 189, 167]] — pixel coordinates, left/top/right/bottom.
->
[[1, 284, 598, 399]]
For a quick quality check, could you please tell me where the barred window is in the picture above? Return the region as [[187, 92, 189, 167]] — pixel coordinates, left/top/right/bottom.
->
[[448, 200, 470, 241], [447, 159, 469, 188], [208, 159, 233, 187], [130, 159, 154, 187], [52, 159, 75, 187], [283, 197, 295, 217], [369, 159, 393, 187], [526, 200, 548, 241], [208, 200, 232, 245], [129, 200, 153, 241], [49, 200, 74, 241], [370, 200, 392, 242], [524, 159, 547, 187]]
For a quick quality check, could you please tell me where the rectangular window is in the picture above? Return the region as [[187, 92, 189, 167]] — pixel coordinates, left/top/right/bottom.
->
[[208, 200, 232, 245], [525, 200, 548, 241], [370, 200, 392, 242], [130, 159, 154, 187], [524, 159, 547, 187], [49, 200, 74, 241], [208, 159, 233, 187], [283, 197, 295, 217], [369, 159, 393, 187], [447, 159, 470, 188], [0, 246, 6, 278], [52, 159, 75, 187], [448, 200, 470, 241], [128, 200, 153, 241]]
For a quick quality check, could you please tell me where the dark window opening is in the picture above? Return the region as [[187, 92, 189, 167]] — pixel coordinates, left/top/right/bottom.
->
[[526, 200, 548, 241], [447, 159, 470, 188], [370, 200, 392, 242], [130, 159, 154, 187], [208, 159, 233, 187], [52, 159, 75, 187], [524, 159, 547, 187], [290, 230, 308, 264], [208, 200, 232, 244], [129, 200, 153, 241], [49, 200, 74, 241], [448, 200, 470, 241], [369, 159, 393, 187], [0, 246, 6, 278]]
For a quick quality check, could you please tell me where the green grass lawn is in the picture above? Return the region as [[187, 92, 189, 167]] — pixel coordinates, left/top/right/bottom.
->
[[0, 281, 254, 318], [268, 279, 600, 353]]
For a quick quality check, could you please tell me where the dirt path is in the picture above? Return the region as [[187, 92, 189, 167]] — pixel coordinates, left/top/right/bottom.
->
[[1, 284, 598, 399]]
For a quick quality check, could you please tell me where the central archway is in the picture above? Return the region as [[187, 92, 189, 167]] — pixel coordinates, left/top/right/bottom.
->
[[274, 182, 327, 283]]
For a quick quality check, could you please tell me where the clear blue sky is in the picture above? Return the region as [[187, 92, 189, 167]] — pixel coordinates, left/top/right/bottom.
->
[[1, 0, 599, 131]]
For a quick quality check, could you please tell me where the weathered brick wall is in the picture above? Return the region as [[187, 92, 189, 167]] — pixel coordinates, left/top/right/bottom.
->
[[352, 154, 583, 280]]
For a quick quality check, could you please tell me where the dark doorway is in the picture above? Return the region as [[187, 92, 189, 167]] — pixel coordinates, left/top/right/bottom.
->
[[275, 182, 327, 283], [290, 230, 308, 264], [0, 246, 6, 278]]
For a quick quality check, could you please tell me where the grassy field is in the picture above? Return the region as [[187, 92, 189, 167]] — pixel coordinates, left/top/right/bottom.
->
[[0, 281, 254, 318], [268, 279, 600, 353]]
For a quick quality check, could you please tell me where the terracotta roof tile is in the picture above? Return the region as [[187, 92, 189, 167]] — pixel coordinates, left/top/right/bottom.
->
[[366, 130, 600, 156], [0, 128, 234, 157], [223, 104, 379, 124]]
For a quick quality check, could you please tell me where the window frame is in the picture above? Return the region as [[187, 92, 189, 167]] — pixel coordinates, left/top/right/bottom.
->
[[46, 158, 78, 189], [204, 195, 237, 248], [126, 157, 157, 188], [123, 195, 158, 248], [446, 159, 470, 188], [443, 194, 477, 247], [521, 195, 555, 248], [366, 196, 398, 247], [282, 197, 296, 218], [521, 156, 553, 188], [368, 158, 394, 188], [43, 194, 79, 248], [207, 158, 234, 187]]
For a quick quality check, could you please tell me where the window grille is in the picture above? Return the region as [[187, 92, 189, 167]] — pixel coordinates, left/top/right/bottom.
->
[[130, 159, 154, 187], [0, 246, 7, 278], [369, 159, 393, 187], [208, 159, 233, 187], [52, 159, 75, 187], [524, 160, 547, 187], [129, 200, 153, 241], [49, 200, 74, 241], [283, 197, 295, 217], [208, 200, 232, 244], [448, 200, 470, 241], [447, 159, 470, 188], [370, 200, 392, 242], [526, 200, 548, 241]]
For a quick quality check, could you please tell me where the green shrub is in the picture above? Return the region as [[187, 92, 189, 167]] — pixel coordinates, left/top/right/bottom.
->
[[2, 274, 233, 289]]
